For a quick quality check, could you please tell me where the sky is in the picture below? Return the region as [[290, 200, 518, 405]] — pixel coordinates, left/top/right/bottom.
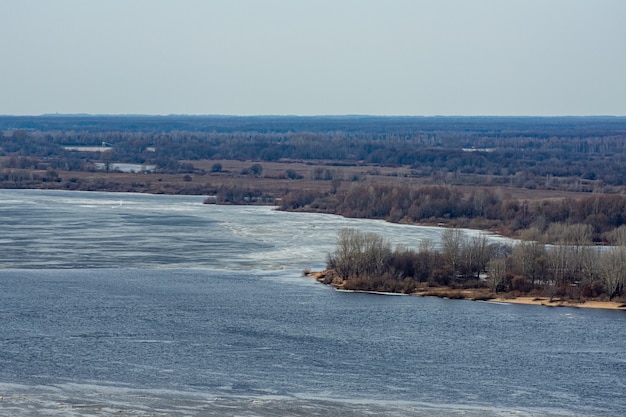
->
[[1, 0, 625, 116]]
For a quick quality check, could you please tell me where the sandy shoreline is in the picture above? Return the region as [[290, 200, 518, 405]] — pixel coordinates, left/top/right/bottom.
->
[[488, 296, 626, 310]]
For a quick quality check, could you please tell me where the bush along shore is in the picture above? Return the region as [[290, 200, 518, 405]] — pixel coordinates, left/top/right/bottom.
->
[[310, 228, 626, 310]]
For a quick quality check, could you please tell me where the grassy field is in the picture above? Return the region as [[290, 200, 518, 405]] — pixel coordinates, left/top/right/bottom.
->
[[9, 158, 599, 203]]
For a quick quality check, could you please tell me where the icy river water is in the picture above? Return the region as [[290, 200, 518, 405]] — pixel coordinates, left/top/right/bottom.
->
[[0, 189, 624, 416]]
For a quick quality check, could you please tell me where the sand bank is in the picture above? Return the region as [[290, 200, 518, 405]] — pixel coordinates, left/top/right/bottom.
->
[[489, 296, 626, 310]]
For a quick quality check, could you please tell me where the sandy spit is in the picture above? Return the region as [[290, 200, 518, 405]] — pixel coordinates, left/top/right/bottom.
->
[[489, 296, 626, 310]]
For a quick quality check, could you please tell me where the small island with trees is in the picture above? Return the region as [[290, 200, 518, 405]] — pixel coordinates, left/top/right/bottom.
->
[[311, 227, 626, 310]]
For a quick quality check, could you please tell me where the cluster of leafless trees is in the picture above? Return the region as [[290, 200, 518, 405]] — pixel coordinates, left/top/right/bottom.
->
[[327, 226, 626, 301]]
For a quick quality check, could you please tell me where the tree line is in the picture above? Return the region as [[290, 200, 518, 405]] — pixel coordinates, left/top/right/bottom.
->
[[281, 185, 626, 243]]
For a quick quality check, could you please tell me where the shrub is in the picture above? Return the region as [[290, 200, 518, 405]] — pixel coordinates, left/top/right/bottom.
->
[[431, 266, 453, 286], [582, 280, 605, 298], [511, 276, 532, 293], [285, 169, 303, 179]]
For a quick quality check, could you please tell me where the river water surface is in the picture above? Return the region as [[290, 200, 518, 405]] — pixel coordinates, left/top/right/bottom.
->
[[0, 189, 624, 416]]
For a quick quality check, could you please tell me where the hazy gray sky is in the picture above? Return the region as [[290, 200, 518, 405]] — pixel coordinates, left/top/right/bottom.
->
[[1, 0, 625, 116]]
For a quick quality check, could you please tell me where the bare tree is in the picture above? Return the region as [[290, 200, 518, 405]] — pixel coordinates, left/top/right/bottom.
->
[[579, 245, 601, 289], [592, 226, 626, 300], [599, 247, 626, 300], [512, 228, 547, 286], [461, 233, 491, 279], [327, 228, 360, 280], [487, 257, 507, 292], [441, 228, 466, 278], [545, 223, 593, 287], [360, 231, 392, 278], [327, 228, 391, 281], [419, 238, 435, 253], [607, 225, 626, 246]]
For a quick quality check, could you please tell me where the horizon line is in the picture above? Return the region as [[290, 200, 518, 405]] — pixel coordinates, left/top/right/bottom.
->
[[2, 113, 626, 118]]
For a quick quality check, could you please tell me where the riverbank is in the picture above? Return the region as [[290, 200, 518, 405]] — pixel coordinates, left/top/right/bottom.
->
[[308, 270, 626, 311]]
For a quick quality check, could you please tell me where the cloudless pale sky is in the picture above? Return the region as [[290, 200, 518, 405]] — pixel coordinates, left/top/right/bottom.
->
[[1, 0, 625, 116]]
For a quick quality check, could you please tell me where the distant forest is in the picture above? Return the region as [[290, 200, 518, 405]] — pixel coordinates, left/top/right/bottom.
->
[[2, 115, 626, 187]]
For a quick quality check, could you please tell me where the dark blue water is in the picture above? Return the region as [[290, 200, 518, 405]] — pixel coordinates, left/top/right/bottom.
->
[[0, 190, 624, 416]]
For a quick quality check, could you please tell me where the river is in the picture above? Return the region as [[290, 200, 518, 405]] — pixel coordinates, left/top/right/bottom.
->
[[0, 189, 624, 416]]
